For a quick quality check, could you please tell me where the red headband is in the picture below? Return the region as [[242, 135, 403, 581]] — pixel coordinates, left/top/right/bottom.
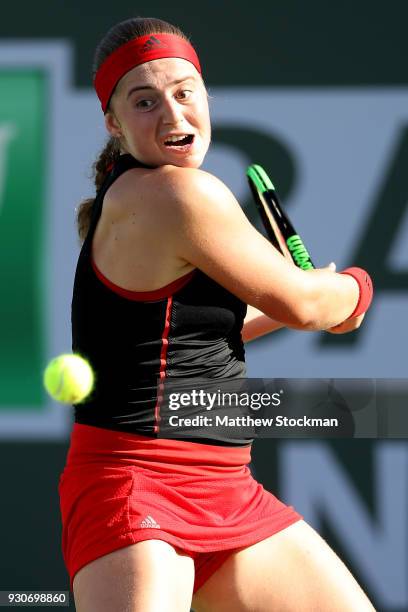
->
[[94, 33, 202, 113]]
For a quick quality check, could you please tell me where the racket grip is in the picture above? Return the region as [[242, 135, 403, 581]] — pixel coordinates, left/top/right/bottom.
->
[[340, 267, 373, 318]]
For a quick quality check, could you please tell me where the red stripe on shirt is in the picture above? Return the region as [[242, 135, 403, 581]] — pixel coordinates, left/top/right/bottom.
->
[[153, 296, 173, 433]]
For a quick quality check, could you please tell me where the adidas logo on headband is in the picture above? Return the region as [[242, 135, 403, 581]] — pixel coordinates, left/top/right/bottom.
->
[[141, 36, 168, 54]]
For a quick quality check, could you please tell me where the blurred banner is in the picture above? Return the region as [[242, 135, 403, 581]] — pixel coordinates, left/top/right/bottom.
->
[[0, 69, 45, 406], [1, 41, 406, 434], [0, 6, 407, 609]]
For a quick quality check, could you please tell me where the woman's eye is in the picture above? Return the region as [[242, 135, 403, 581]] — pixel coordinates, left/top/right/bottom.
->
[[135, 99, 155, 109], [177, 89, 193, 100]]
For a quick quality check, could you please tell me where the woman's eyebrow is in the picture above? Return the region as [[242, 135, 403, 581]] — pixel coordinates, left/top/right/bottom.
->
[[126, 76, 195, 98]]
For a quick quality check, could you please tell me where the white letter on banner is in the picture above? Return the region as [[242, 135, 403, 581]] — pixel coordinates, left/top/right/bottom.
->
[[279, 442, 408, 609]]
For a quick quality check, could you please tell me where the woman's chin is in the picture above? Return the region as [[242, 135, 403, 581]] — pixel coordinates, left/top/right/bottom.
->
[[162, 152, 205, 169]]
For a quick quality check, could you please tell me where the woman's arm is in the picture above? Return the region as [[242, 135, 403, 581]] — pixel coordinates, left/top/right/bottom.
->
[[241, 263, 365, 341], [242, 305, 285, 343], [126, 166, 363, 331], [242, 306, 365, 342]]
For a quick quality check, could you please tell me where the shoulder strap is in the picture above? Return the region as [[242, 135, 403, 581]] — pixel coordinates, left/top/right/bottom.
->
[[84, 154, 150, 247]]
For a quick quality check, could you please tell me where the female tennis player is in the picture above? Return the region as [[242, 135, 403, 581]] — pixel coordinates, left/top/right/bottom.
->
[[59, 16, 375, 612]]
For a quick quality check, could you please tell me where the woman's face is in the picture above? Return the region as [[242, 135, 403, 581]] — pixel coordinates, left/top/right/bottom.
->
[[105, 57, 211, 168]]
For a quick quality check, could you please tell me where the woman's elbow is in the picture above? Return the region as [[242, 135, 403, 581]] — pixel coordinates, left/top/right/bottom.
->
[[286, 302, 321, 331], [280, 285, 324, 331]]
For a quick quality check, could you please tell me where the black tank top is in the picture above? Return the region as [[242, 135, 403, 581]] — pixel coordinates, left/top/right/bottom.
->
[[71, 154, 250, 445]]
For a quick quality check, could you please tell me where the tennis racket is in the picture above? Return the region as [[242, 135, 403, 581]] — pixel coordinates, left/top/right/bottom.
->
[[246, 164, 315, 270]]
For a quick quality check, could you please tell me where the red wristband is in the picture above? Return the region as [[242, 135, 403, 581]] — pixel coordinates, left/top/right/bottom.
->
[[340, 267, 373, 319]]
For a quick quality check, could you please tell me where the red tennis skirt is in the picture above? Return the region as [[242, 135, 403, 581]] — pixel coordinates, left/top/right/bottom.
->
[[59, 423, 301, 593]]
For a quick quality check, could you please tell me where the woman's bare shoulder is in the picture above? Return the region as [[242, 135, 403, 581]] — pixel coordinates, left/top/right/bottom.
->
[[104, 163, 231, 220], [155, 165, 231, 199]]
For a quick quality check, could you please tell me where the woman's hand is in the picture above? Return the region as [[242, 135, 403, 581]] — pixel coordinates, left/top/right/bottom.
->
[[320, 262, 365, 333], [325, 313, 365, 334]]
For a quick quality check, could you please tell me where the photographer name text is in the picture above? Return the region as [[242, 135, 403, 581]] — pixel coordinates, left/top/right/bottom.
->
[[168, 415, 339, 428]]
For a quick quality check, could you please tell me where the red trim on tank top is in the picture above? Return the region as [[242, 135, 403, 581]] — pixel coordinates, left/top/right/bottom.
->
[[153, 296, 173, 433], [91, 257, 195, 301]]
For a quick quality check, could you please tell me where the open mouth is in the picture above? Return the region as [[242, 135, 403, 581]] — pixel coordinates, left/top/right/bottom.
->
[[164, 134, 194, 147]]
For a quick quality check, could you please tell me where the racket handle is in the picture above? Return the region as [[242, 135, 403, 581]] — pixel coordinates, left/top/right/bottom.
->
[[340, 267, 373, 318]]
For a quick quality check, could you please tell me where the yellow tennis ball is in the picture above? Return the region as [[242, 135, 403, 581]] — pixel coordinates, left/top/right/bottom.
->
[[43, 354, 94, 404]]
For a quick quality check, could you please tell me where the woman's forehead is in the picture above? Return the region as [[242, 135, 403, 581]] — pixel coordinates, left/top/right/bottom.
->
[[118, 58, 199, 92]]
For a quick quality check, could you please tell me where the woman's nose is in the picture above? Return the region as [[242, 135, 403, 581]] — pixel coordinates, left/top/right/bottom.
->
[[162, 98, 184, 125]]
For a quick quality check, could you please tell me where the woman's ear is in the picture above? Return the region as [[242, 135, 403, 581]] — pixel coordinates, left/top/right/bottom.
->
[[104, 111, 123, 138]]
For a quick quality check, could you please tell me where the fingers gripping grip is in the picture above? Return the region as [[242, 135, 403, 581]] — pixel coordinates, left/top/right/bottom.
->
[[340, 267, 373, 319]]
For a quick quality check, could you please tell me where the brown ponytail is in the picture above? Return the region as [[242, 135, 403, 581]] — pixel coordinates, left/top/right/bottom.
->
[[76, 136, 121, 243], [75, 16, 192, 243]]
